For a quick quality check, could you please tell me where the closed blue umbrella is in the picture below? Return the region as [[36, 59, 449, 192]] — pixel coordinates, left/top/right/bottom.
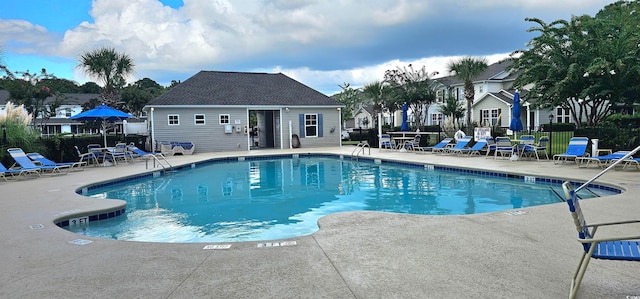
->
[[71, 103, 132, 147], [401, 103, 409, 131], [509, 91, 523, 133]]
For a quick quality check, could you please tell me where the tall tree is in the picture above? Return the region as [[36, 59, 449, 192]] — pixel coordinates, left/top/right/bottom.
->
[[447, 57, 488, 127], [362, 81, 385, 128], [77, 47, 135, 107], [335, 82, 361, 129], [509, 1, 640, 126], [384, 64, 438, 128], [2, 69, 58, 128]]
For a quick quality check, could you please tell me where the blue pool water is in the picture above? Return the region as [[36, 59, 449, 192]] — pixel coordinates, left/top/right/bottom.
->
[[69, 156, 618, 243]]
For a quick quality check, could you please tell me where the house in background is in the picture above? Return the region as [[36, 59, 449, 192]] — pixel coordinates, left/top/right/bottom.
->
[[350, 105, 376, 130], [144, 71, 344, 153], [0, 90, 145, 137], [430, 60, 558, 131]]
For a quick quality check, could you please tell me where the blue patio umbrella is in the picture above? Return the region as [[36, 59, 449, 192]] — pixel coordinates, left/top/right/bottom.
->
[[71, 103, 132, 147], [400, 102, 409, 131], [509, 91, 523, 134]]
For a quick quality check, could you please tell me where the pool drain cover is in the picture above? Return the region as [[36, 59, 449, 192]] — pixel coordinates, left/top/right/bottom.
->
[[69, 239, 93, 245], [203, 244, 232, 250]]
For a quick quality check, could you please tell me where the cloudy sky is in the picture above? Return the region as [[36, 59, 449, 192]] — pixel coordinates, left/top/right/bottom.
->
[[0, 0, 617, 95]]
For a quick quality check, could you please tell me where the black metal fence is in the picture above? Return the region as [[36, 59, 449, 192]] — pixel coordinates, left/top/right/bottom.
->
[[353, 125, 639, 157]]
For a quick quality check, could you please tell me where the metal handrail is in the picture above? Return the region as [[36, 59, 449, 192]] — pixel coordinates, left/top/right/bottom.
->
[[351, 143, 370, 159], [576, 144, 640, 192]]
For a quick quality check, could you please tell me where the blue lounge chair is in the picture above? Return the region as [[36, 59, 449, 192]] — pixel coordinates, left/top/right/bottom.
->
[[0, 162, 39, 180], [437, 136, 472, 154], [562, 182, 640, 299], [575, 151, 630, 168], [6, 148, 62, 175], [450, 139, 488, 156], [553, 137, 590, 164], [27, 152, 84, 172], [421, 138, 453, 152]]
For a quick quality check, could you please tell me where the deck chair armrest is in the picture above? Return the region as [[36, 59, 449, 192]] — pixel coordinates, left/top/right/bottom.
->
[[578, 234, 640, 243], [587, 219, 640, 228]]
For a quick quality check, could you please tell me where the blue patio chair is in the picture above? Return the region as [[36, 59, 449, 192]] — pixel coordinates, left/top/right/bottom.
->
[[106, 143, 131, 165], [484, 136, 496, 157], [6, 148, 62, 175], [522, 136, 549, 161], [493, 137, 514, 159], [75, 145, 99, 166], [27, 152, 84, 172], [403, 135, 421, 151], [553, 137, 590, 164], [421, 138, 453, 153], [437, 136, 472, 154], [378, 134, 396, 151], [562, 182, 640, 299]]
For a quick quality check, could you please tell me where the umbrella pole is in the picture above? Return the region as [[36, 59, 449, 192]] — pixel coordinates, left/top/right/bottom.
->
[[103, 122, 108, 148]]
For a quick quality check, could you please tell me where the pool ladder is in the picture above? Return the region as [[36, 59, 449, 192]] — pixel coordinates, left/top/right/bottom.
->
[[145, 154, 174, 173], [351, 142, 370, 160]]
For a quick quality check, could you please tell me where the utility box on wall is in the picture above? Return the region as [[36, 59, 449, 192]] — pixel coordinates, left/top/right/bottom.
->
[[224, 124, 233, 134]]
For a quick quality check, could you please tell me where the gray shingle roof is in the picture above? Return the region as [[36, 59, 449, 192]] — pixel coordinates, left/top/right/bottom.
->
[[147, 71, 342, 107]]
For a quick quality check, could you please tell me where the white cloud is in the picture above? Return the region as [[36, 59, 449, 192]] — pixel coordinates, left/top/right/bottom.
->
[[276, 53, 512, 95], [0, 20, 59, 55], [0, 0, 616, 93]]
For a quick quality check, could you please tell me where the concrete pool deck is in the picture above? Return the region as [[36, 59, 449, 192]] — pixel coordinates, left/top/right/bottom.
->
[[2, 146, 640, 298]]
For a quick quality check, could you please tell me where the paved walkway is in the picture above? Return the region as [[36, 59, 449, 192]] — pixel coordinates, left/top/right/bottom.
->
[[2, 146, 640, 298]]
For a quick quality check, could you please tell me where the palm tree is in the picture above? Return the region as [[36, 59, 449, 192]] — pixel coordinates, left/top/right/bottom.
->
[[77, 47, 135, 107], [447, 57, 488, 127], [438, 95, 465, 128], [362, 81, 384, 128]]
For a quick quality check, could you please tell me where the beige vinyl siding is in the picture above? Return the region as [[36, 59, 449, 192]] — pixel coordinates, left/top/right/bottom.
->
[[283, 108, 341, 148], [152, 106, 341, 152], [474, 99, 508, 127], [153, 107, 250, 152]]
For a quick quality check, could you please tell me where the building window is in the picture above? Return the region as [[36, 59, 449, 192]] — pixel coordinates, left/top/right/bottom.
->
[[194, 114, 205, 125], [556, 107, 571, 123], [436, 90, 444, 103], [431, 113, 443, 125], [168, 114, 179, 126], [219, 114, 230, 124], [480, 108, 502, 127], [478, 85, 484, 94], [305, 114, 318, 137]]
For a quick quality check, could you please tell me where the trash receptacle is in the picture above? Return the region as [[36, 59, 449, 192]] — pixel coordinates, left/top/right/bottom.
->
[[591, 139, 599, 156]]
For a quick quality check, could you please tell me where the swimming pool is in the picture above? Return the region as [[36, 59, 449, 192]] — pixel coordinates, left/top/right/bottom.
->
[[67, 155, 619, 243]]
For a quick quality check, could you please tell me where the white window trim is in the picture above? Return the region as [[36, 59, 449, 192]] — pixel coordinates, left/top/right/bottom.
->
[[305, 113, 318, 138], [168, 114, 180, 126], [194, 114, 206, 125], [219, 114, 230, 125]]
